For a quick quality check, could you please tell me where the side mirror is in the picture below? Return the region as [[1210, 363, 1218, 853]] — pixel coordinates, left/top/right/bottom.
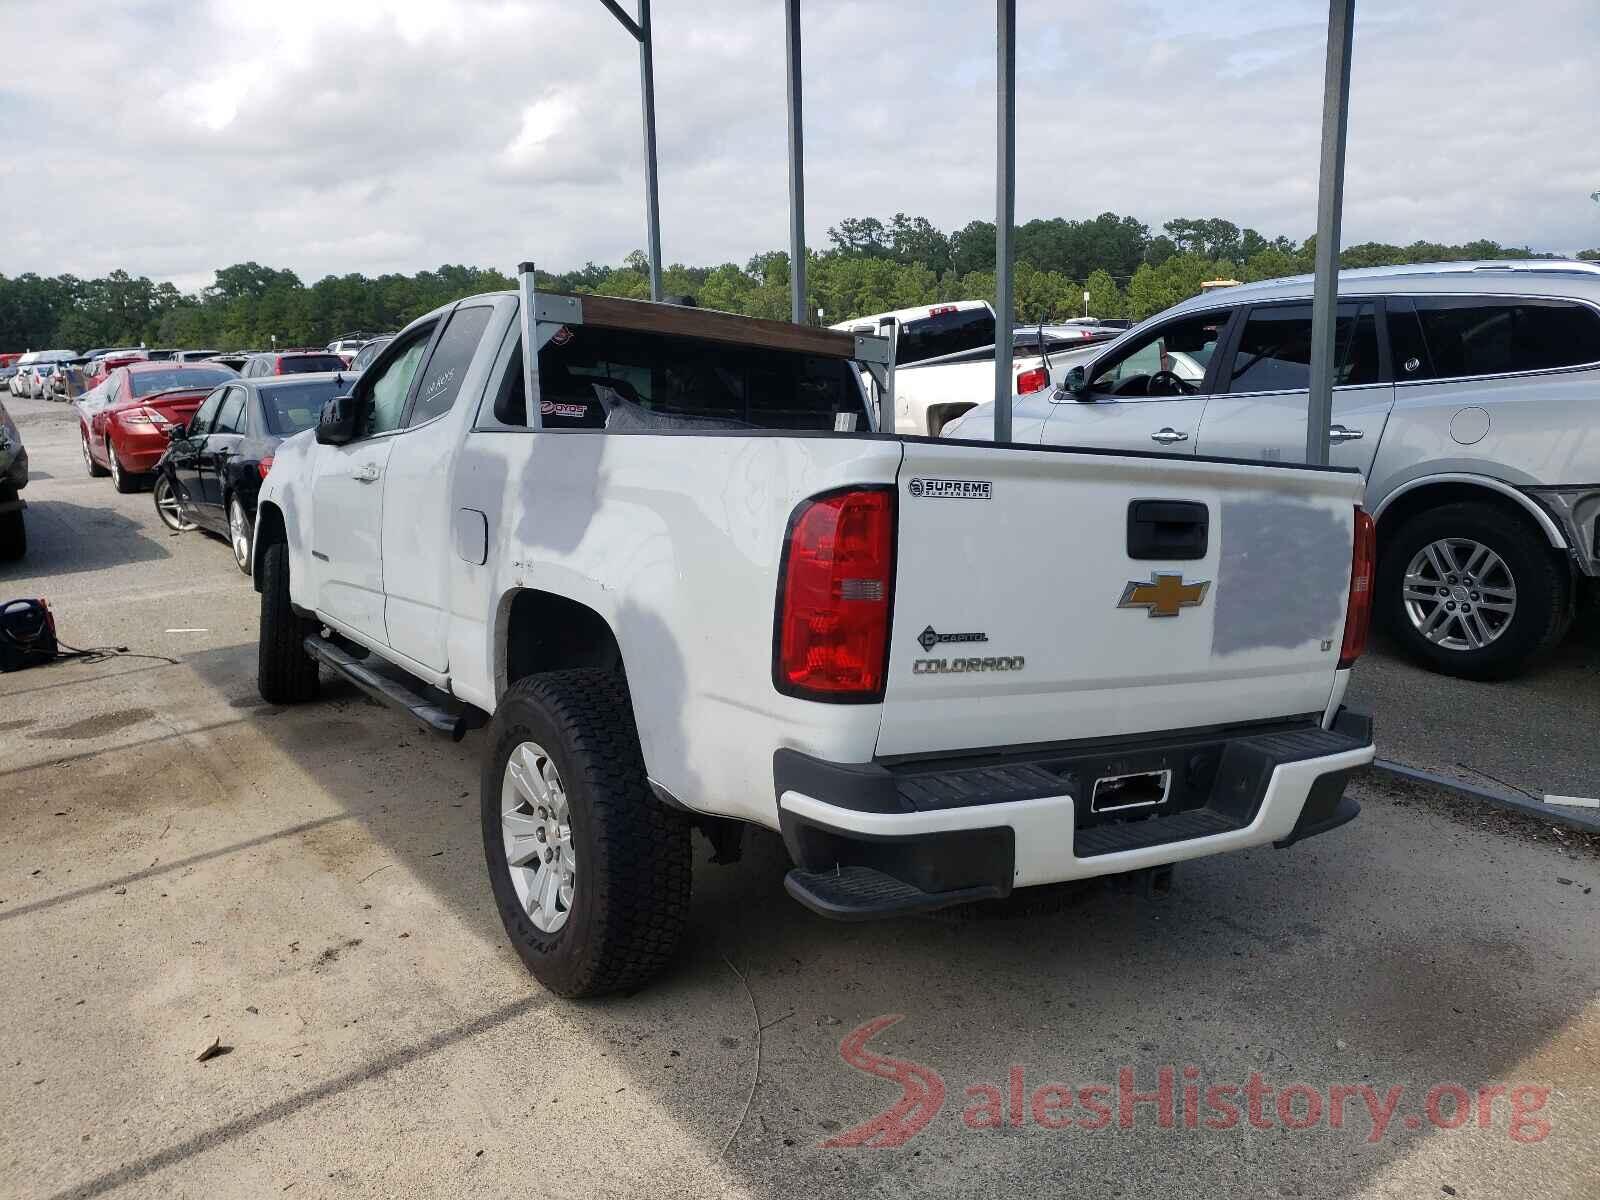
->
[[166, 425, 185, 442], [316, 394, 360, 445], [1059, 365, 1092, 402]]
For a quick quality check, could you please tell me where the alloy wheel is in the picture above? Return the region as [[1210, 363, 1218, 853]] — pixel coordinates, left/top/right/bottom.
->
[[229, 499, 251, 571], [1402, 538, 1517, 651], [154, 477, 195, 532], [500, 741, 576, 933], [108, 443, 122, 489]]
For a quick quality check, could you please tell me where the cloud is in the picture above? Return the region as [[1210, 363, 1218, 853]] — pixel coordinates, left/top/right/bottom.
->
[[0, 0, 1595, 290]]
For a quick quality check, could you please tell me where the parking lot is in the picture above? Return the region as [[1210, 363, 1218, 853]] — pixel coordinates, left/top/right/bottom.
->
[[2, 391, 1597, 1198]]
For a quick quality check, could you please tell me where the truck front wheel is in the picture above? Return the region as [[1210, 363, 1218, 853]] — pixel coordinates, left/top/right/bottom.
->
[[481, 669, 690, 997], [257, 541, 321, 703]]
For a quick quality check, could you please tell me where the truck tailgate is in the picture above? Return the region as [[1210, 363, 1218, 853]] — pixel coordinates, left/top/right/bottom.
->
[[878, 441, 1365, 756]]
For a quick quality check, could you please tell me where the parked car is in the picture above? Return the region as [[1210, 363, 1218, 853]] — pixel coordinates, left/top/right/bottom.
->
[[154, 372, 351, 573], [83, 352, 148, 393], [240, 351, 349, 378], [143, 348, 180, 362], [346, 335, 394, 374], [253, 286, 1374, 996], [79, 361, 238, 492], [0, 363, 20, 392], [890, 324, 1121, 436], [8, 353, 35, 397], [204, 353, 252, 372], [174, 349, 221, 363], [25, 362, 61, 399], [324, 333, 372, 360], [0, 394, 27, 559], [943, 261, 1600, 679]]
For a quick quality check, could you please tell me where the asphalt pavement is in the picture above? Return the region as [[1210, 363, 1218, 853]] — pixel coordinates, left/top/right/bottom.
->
[[2, 392, 1596, 1200]]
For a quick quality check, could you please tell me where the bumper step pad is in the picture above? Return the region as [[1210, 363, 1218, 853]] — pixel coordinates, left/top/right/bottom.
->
[[784, 865, 1005, 921]]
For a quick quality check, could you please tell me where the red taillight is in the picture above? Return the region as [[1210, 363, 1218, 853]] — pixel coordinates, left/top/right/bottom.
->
[[258, 455, 274, 480], [929, 305, 957, 316], [1016, 366, 1049, 394], [273, 360, 284, 375], [774, 488, 895, 701], [1339, 508, 1376, 669]]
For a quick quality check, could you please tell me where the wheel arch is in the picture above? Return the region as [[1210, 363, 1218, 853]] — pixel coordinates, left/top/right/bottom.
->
[[251, 500, 287, 593], [496, 588, 626, 701], [1371, 475, 1567, 559]]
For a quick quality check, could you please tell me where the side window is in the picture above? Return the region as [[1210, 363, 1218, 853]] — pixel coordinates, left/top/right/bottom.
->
[[1405, 296, 1600, 379], [189, 387, 226, 436], [405, 306, 493, 429], [1226, 302, 1378, 393], [362, 331, 433, 436], [213, 387, 247, 434], [1090, 312, 1227, 398]]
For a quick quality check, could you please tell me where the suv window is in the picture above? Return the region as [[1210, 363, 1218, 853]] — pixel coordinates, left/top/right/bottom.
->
[[1090, 311, 1227, 397], [406, 306, 492, 429], [362, 330, 434, 436], [1226, 302, 1378, 393], [214, 387, 247, 434], [1389, 296, 1600, 380], [493, 326, 867, 432]]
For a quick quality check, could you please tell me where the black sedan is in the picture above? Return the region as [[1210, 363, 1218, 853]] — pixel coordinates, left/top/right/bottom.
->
[[153, 372, 351, 573]]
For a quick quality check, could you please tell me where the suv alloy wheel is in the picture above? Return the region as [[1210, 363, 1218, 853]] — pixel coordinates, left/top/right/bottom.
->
[[1379, 501, 1571, 680]]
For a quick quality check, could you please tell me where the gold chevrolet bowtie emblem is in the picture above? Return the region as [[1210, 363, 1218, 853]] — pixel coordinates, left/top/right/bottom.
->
[[1118, 573, 1211, 618]]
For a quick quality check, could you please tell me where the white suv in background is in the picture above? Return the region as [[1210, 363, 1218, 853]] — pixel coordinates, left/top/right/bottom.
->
[[945, 262, 1600, 680]]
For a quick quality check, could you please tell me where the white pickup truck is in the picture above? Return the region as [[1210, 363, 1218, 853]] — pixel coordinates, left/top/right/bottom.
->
[[254, 279, 1376, 997]]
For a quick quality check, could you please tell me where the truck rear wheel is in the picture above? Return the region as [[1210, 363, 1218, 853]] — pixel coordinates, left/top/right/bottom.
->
[[1379, 501, 1570, 680], [257, 541, 320, 703], [481, 669, 690, 997]]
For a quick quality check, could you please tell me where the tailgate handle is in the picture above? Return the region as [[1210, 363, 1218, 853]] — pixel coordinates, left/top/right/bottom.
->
[[1127, 499, 1208, 561]]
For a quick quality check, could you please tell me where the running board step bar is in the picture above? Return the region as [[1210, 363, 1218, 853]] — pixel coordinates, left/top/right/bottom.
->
[[302, 636, 487, 742], [784, 865, 1005, 921]]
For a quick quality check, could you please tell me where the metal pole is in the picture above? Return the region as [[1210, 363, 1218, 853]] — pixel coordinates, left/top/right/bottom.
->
[[1306, 0, 1355, 465], [517, 262, 543, 429], [784, 0, 807, 325], [638, 0, 664, 302], [992, 0, 1016, 444]]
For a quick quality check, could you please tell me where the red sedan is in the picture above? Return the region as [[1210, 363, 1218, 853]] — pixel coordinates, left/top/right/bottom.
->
[[81, 361, 238, 493]]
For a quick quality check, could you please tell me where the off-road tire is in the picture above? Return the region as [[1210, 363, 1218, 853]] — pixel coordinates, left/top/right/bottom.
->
[[481, 669, 690, 997], [257, 541, 320, 703], [0, 487, 24, 561], [1379, 501, 1570, 680]]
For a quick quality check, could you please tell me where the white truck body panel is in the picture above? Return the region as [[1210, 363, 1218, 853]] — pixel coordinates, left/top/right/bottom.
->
[[259, 290, 1373, 902]]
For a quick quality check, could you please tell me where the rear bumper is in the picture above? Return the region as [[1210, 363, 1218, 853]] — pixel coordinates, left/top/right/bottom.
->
[[777, 710, 1374, 919], [112, 428, 169, 473]]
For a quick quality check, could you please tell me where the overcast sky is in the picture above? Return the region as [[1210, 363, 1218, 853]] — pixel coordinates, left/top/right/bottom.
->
[[2, 0, 1596, 291]]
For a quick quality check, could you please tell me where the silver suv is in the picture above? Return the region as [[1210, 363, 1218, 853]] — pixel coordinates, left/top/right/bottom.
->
[[945, 261, 1600, 679]]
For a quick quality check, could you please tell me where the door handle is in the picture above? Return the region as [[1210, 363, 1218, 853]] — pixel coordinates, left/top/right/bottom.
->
[[1150, 428, 1189, 445], [352, 463, 382, 483], [1328, 424, 1364, 444]]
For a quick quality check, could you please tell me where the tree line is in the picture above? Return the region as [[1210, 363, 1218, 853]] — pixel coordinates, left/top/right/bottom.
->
[[3, 213, 1594, 352]]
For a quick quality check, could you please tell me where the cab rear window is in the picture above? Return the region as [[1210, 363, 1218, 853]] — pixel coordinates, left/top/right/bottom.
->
[[494, 326, 867, 432]]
